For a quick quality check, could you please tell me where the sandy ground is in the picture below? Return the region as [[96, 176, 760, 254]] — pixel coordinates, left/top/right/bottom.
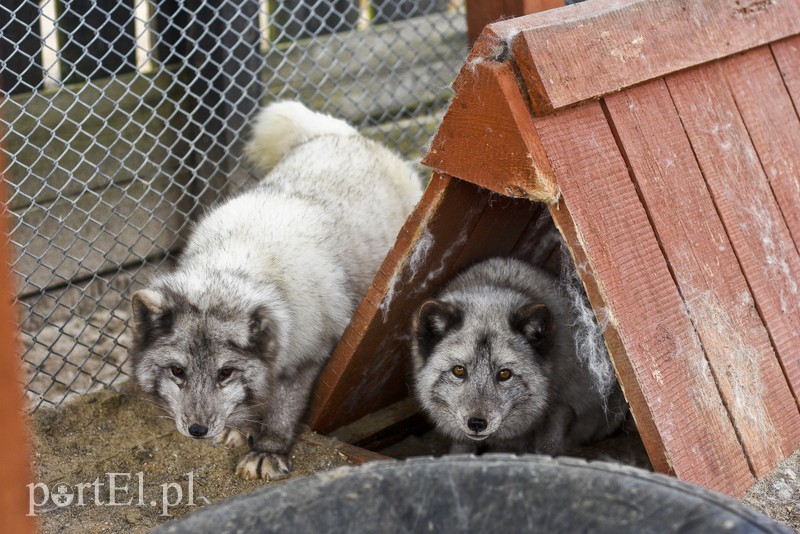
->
[[29, 386, 352, 533], [743, 450, 800, 531], [28, 386, 799, 532]]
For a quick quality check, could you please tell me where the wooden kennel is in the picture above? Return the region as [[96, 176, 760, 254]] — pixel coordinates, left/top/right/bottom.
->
[[309, 0, 800, 497]]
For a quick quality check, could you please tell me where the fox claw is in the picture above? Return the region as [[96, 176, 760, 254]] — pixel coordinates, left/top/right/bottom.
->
[[236, 451, 292, 481], [213, 429, 248, 449]]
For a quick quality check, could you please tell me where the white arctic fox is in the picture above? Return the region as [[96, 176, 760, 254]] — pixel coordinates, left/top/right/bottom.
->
[[129, 102, 421, 479]]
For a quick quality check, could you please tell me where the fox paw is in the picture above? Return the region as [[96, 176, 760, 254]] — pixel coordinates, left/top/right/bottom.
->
[[236, 451, 292, 481], [213, 429, 248, 449]]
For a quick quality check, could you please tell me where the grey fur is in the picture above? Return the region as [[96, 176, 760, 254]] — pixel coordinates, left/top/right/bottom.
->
[[411, 257, 627, 455], [129, 101, 421, 479]]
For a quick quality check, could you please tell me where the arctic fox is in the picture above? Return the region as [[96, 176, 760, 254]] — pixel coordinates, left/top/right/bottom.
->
[[411, 257, 627, 454], [129, 101, 421, 479]]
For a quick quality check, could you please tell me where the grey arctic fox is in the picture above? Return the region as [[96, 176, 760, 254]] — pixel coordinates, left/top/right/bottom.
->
[[129, 101, 421, 480], [411, 257, 627, 454]]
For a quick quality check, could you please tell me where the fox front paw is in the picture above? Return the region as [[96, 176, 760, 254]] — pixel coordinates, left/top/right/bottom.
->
[[235, 451, 292, 481], [213, 429, 249, 449]]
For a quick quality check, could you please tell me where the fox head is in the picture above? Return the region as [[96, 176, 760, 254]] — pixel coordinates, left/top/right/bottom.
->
[[128, 272, 286, 440], [411, 291, 557, 443]]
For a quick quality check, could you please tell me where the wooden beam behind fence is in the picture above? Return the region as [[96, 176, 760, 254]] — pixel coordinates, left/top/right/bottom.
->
[[0, 116, 35, 532]]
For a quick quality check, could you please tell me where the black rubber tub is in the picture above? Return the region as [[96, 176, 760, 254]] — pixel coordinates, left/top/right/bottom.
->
[[156, 455, 789, 533]]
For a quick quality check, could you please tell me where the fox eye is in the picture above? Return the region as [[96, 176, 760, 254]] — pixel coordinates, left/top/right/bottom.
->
[[452, 365, 466, 378], [497, 368, 512, 382], [218, 368, 234, 381], [170, 366, 185, 379]]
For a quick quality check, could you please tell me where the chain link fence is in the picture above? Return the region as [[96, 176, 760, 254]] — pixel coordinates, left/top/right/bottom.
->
[[1, 0, 467, 411]]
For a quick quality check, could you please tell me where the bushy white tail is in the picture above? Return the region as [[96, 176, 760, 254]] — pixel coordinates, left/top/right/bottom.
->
[[244, 101, 357, 173]]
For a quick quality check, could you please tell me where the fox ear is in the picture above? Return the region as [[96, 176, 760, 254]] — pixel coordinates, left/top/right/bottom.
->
[[248, 307, 276, 357], [414, 300, 463, 359], [510, 303, 551, 348], [131, 289, 173, 344]]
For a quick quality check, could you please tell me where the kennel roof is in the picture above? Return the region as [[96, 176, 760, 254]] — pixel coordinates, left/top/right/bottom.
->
[[309, 0, 800, 498]]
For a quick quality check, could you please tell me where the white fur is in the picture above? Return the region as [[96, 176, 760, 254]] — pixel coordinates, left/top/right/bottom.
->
[[157, 101, 422, 372], [243, 101, 358, 174]]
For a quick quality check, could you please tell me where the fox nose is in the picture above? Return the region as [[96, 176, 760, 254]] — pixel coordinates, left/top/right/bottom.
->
[[188, 423, 208, 438], [467, 417, 487, 432]]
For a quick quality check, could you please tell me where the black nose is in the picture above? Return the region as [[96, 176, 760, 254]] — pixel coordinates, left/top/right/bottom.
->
[[188, 423, 208, 438], [467, 417, 487, 432]]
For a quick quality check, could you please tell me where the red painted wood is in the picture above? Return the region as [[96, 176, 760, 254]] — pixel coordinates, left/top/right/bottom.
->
[[536, 101, 754, 496], [722, 46, 800, 251], [772, 36, 800, 111], [486, 0, 800, 112], [0, 121, 35, 532], [604, 79, 800, 478], [423, 59, 557, 202], [667, 62, 800, 407]]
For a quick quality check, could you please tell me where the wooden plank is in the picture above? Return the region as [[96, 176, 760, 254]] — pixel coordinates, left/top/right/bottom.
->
[[772, 36, 800, 110], [511, 208, 562, 271], [603, 80, 800, 479], [308, 175, 493, 433], [449, 194, 541, 272], [330, 397, 429, 451], [465, 0, 563, 44], [666, 63, 800, 405], [423, 58, 557, 202], [0, 0, 43, 94], [483, 0, 800, 113], [0, 121, 36, 533], [56, 0, 137, 84], [535, 102, 753, 496], [722, 47, 800, 250], [10, 172, 192, 297]]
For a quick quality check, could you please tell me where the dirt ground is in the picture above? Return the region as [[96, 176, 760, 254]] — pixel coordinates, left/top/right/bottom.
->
[[29, 386, 352, 533], [28, 386, 799, 532]]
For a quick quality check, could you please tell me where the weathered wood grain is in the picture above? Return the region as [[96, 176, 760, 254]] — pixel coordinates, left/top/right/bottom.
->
[[604, 79, 800, 478], [448, 194, 541, 273], [423, 58, 557, 202], [308, 175, 493, 433], [722, 46, 800, 251], [666, 63, 800, 405], [772, 36, 800, 110], [535, 102, 753, 496], [0, 125, 36, 533], [484, 0, 800, 113]]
